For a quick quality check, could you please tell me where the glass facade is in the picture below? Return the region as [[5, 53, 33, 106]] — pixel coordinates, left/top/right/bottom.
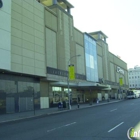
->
[[84, 34, 99, 82], [0, 74, 40, 114], [50, 87, 72, 107]]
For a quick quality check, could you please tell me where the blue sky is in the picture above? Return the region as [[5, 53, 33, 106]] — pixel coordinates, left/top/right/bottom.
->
[[69, 0, 140, 69]]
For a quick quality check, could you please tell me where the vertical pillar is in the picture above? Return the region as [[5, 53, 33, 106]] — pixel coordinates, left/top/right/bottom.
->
[[40, 81, 50, 109]]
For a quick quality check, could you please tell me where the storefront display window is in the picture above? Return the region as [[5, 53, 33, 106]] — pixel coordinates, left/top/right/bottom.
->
[[0, 74, 40, 114], [52, 87, 62, 91], [84, 33, 98, 82]]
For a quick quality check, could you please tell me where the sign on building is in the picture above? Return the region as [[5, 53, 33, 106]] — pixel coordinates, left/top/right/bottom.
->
[[117, 67, 124, 75]]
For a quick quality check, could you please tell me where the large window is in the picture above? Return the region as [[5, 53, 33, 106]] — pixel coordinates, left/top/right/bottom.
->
[[0, 74, 40, 114], [52, 87, 62, 91], [64, 88, 72, 93], [84, 34, 98, 82]]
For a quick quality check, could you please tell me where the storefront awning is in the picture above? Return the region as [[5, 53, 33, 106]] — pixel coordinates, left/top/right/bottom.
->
[[50, 81, 111, 90]]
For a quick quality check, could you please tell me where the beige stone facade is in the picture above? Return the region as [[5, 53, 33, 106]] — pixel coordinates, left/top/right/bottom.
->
[[0, 0, 129, 114]]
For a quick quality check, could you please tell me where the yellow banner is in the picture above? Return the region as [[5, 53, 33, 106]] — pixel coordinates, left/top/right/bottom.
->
[[69, 65, 75, 80], [119, 77, 123, 86], [40, 0, 53, 6]]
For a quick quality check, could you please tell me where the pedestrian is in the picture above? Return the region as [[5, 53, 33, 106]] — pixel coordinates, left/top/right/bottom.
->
[[58, 101, 63, 109], [78, 97, 80, 103], [96, 98, 99, 103], [102, 95, 105, 101], [77, 96, 80, 108]]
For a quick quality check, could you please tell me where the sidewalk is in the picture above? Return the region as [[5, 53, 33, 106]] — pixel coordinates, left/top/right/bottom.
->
[[0, 99, 122, 124]]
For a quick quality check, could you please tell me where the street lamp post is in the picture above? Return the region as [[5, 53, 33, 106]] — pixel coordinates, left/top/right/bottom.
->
[[119, 74, 124, 99], [118, 74, 122, 100], [32, 88, 35, 115], [67, 54, 81, 110]]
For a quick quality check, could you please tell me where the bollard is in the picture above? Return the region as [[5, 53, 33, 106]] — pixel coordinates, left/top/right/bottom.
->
[[107, 98, 110, 102], [77, 104, 80, 108]]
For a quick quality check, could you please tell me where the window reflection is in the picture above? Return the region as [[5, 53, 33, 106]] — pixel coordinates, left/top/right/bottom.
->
[[0, 76, 40, 114], [50, 87, 71, 106], [52, 87, 62, 91], [64, 88, 72, 93], [84, 34, 98, 82]]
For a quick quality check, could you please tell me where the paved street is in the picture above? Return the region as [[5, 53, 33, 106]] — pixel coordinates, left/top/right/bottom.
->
[[0, 99, 140, 140]]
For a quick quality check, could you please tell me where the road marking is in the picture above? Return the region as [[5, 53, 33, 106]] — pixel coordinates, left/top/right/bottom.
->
[[47, 128, 56, 132], [64, 122, 76, 126], [131, 103, 134, 105], [110, 109, 117, 112], [108, 122, 124, 133], [47, 122, 76, 133]]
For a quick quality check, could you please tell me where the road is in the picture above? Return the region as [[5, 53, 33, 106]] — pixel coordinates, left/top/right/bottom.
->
[[0, 99, 140, 140]]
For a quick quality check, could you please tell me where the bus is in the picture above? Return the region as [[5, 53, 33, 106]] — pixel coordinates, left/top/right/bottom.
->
[[127, 90, 139, 99]]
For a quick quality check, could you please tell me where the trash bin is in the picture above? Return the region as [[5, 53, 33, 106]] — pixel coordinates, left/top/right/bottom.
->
[[107, 98, 110, 102]]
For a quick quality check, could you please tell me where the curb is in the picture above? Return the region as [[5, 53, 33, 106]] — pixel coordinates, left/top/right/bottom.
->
[[0, 100, 123, 124]]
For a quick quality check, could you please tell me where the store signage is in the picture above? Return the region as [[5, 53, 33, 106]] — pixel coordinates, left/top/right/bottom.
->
[[0, 0, 3, 8], [117, 67, 124, 75]]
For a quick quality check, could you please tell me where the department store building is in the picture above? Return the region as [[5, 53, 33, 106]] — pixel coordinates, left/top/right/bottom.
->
[[0, 0, 129, 114]]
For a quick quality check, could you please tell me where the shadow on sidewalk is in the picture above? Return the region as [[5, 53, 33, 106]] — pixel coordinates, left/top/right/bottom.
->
[[0, 99, 122, 124]]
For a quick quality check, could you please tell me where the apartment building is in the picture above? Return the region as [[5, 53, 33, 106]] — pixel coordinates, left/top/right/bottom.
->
[[128, 66, 140, 89]]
